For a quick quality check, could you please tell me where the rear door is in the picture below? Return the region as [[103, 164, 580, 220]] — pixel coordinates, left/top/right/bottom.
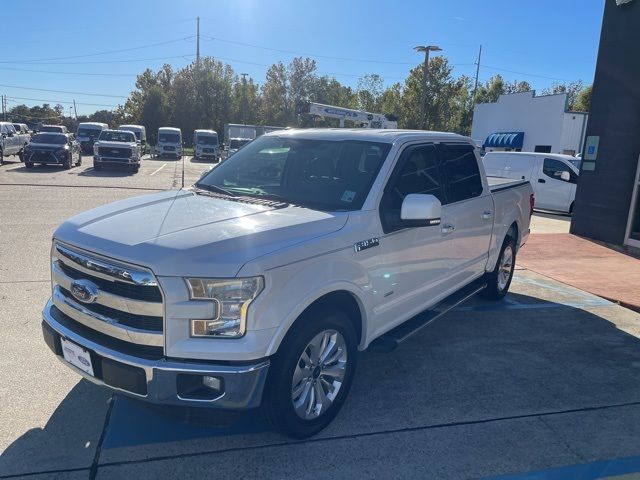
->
[[438, 143, 494, 281], [536, 158, 576, 212]]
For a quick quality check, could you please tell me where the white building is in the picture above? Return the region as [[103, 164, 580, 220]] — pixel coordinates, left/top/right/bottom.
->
[[471, 91, 588, 156]]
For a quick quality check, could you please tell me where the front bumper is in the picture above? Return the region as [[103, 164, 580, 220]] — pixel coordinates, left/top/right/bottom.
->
[[42, 299, 269, 409], [94, 155, 138, 165], [25, 151, 68, 164]]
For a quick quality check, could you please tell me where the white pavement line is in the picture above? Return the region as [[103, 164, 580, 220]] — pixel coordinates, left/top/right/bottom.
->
[[150, 163, 167, 176]]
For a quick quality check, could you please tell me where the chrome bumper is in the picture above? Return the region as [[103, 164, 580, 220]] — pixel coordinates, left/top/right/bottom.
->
[[93, 155, 138, 164], [42, 299, 269, 409]]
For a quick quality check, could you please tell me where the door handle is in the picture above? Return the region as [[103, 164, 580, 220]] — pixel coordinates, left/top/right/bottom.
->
[[482, 211, 493, 220], [538, 178, 546, 183], [441, 224, 456, 234]]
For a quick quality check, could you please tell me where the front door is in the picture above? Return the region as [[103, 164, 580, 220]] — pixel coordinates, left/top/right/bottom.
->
[[373, 143, 454, 338], [536, 158, 576, 212]]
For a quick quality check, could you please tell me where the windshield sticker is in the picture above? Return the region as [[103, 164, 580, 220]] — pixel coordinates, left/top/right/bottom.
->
[[341, 190, 356, 203]]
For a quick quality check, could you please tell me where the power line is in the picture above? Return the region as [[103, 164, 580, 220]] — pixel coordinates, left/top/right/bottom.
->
[[0, 54, 196, 66], [481, 65, 574, 82], [6, 96, 119, 108], [0, 84, 128, 99], [0, 37, 195, 64], [0, 66, 137, 77]]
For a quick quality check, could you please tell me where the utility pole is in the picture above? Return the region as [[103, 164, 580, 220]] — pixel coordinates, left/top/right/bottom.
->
[[196, 16, 200, 64], [1, 95, 5, 120], [72, 99, 78, 120], [241, 73, 248, 124], [414, 45, 442, 130], [471, 45, 482, 104]]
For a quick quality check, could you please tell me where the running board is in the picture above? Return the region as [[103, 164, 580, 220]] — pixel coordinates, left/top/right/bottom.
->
[[368, 277, 487, 353]]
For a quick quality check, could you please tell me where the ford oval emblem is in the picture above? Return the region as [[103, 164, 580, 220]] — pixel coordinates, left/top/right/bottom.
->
[[70, 279, 99, 304]]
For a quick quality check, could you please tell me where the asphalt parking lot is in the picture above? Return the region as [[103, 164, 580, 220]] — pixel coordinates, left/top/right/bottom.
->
[[1, 153, 640, 479]]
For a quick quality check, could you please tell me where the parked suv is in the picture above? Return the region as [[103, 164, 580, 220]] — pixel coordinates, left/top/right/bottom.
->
[[23, 132, 81, 169], [93, 129, 141, 172], [41, 129, 533, 438]]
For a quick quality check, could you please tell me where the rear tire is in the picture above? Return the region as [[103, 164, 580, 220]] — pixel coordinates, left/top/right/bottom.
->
[[63, 156, 72, 169], [76, 155, 82, 166], [25, 161, 34, 169], [480, 235, 516, 300], [261, 308, 358, 439]]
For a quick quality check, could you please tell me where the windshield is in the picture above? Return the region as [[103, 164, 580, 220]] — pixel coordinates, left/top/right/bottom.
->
[[197, 135, 218, 145], [40, 126, 63, 133], [196, 136, 391, 211], [569, 159, 581, 170], [229, 138, 250, 149], [159, 133, 180, 143], [13, 124, 21, 132], [99, 131, 135, 142], [77, 128, 102, 138], [31, 133, 67, 145]]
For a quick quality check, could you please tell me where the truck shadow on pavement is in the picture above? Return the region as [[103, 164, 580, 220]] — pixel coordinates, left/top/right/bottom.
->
[[3, 289, 640, 477]]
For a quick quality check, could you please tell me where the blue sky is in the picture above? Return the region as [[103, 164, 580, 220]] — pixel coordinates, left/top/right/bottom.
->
[[2, 0, 604, 115]]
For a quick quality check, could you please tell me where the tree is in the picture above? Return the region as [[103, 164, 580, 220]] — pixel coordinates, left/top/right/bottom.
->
[[379, 83, 403, 123], [261, 62, 289, 126], [542, 81, 584, 110], [572, 85, 592, 112], [140, 85, 170, 144], [356, 74, 384, 112]]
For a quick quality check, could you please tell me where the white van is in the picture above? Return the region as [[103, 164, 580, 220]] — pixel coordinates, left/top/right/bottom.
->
[[155, 127, 182, 159], [483, 152, 579, 214], [76, 122, 108, 154], [118, 124, 147, 154], [193, 129, 219, 161]]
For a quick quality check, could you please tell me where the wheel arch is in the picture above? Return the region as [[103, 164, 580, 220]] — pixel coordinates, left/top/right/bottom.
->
[[266, 287, 366, 356]]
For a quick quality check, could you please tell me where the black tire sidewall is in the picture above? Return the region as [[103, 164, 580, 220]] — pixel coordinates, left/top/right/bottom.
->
[[263, 309, 358, 438], [482, 236, 516, 300]]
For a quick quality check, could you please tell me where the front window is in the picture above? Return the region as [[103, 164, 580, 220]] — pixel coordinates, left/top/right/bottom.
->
[[197, 135, 218, 145], [77, 128, 102, 139], [13, 124, 21, 132], [159, 133, 180, 143], [99, 131, 135, 142], [31, 133, 67, 145], [196, 136, 391, 211], [229, 138, 250, 149]]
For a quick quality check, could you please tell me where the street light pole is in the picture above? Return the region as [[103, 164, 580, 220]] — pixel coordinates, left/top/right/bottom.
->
[[414, 45, 442, 130]]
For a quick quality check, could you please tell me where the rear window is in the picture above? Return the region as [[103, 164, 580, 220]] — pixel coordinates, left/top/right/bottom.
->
[[32, 133, 67, 145]]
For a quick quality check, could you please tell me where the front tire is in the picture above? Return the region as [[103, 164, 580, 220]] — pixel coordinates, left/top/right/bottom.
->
[[481, 235, 516, 300], [63, 156, 72, 169], [262, 309, 358, 439], [25, 161, 34, 169]]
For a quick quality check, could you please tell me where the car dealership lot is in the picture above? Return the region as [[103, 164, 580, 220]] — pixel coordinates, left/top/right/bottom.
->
[[1, 154, 640, 479]]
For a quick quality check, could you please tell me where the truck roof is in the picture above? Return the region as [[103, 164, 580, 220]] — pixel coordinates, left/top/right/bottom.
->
[[78, 122, 108, 127], [119, 124, 145, 130], [158, 127, 181, 132], [263, 128, 471, 144], [195, 129, 217, 134]]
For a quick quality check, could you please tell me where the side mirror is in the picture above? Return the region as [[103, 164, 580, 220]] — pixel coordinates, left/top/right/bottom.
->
[[400, 194, 442, 226], [560, 171, 570, 182]]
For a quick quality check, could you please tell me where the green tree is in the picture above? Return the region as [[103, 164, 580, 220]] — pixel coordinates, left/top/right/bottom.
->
[[572, 85, 592, 112], [140, 85, 171, 144], [356, 74, 384, 112], [542, 80, 584, 110], [261, 62, 289, 126]]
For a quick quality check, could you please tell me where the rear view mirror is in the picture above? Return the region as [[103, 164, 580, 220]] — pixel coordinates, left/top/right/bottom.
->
[[560, 171, 570, 182], [400, 194, 442, 226]]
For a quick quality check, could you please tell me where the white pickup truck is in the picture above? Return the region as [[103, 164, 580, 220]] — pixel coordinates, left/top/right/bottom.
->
[[42, 129, 533, 438]]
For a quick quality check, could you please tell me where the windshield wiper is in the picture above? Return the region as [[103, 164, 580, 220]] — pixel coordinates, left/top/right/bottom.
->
[[194, 183, 237, 197]]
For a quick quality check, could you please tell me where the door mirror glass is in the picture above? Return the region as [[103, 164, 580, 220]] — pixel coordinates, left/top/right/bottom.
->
[[560, 171, 571, 182], [400, 194, 442, 226]]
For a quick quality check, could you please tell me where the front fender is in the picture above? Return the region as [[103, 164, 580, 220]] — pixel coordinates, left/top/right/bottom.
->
[[244, 257, 372, 356]]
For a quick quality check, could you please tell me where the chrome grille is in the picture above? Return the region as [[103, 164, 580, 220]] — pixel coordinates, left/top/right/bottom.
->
[[51, 242, 163, 347]]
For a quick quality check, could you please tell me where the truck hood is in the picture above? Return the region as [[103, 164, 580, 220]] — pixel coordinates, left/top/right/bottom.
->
[[54, 190, 349, 277]]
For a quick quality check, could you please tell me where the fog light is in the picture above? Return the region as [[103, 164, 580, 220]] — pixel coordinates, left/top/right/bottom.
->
[[202, 375, 222, 391]]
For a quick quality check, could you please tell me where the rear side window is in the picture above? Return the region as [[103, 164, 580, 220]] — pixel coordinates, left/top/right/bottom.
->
[[439, 144, 483, 203]]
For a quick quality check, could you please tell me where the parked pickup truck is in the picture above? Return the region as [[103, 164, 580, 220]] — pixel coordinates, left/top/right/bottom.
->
[[42, 129, 533, 438], [93, 129, 141, 172], [1, 121, 27, 164]]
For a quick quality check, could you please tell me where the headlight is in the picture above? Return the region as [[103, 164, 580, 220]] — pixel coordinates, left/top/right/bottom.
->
[[93, 144, 100, 154], [185, 277, 264, 338]]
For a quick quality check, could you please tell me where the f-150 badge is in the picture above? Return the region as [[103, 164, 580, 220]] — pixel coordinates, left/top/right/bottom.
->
[[354, 238, 379, 252]]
